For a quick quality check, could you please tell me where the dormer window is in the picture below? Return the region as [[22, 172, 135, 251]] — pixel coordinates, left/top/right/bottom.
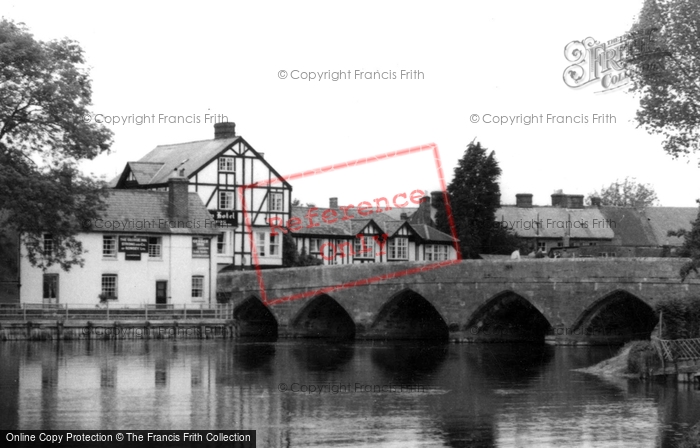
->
[[219, 157, 235, 172]]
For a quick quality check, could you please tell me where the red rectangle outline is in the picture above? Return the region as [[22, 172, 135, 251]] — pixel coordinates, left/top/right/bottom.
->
[[237, 143, 461, 306]]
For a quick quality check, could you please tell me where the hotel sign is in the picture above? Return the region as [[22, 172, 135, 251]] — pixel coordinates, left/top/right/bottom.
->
[[209, 210, 237, 227]]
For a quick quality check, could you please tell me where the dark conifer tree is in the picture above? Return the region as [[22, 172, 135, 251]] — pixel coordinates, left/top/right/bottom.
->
[[435, 141, 516, 258]]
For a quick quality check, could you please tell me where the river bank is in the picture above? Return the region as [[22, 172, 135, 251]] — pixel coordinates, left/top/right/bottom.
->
[[0, 319, 235, 340]]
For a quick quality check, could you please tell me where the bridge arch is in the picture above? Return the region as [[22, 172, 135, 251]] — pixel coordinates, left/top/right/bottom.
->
[[465, 290, 552, 343], [233, 296, 279, 340], [368, 288, 449, 340], [570, 289, 657, 344], [291, 294, 356, 339]]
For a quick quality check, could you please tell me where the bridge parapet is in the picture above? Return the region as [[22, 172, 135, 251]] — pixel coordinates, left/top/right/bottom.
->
[[218, 258, 700, 344]]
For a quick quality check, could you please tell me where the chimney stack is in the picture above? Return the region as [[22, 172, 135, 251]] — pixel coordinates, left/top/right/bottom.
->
[[515, 193, 533, 208], [168, 169, 189, 221], [430, 191, 444, 206], [400, 212, 408, 220], [551, 190, 566, 207], [590, 196, 602, 207], [567, 195, 584, 209], [214, 122, 236, 139], [329, 197, 338, 209]]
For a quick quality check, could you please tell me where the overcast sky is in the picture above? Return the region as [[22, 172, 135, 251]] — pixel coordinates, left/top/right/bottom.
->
[[4, 0, 699, 207]]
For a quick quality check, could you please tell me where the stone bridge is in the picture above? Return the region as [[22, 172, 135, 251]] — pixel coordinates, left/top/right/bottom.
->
[[217, 258, 700, 345]]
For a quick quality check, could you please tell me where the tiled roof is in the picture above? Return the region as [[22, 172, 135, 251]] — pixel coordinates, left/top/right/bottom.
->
[[495, 206, 615, 239], [381, 207, 418, 220], [410, 223, 456, 243], [597, 207, 657, 246], [128, 162, 166, 184], [85, 190, 218, 235], [132, 137, 239, 184], [289, 205, 456, 243], [642, 207, 698, 247]]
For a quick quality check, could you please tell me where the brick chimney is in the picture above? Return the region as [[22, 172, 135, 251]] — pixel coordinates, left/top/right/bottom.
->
[[329, 197, 338, 209], [168, 169, 189, 221], [400, 212, 408, 220], [551, 190, 567, 207], [590, 196, 602, 207], [567, 195, 584, 209], [214, 122, 236, 139], [515, 193, 533, 208]]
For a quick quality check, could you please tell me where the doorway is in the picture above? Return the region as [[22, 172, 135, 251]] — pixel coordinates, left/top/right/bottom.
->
[[155, 281, 167, 308]]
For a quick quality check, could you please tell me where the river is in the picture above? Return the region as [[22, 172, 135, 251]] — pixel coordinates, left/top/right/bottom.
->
[[0, 340, 698, 447]]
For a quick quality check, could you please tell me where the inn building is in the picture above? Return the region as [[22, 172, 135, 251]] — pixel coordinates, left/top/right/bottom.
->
[[20, 173, 220, 307], [113, 122, 292, 271]]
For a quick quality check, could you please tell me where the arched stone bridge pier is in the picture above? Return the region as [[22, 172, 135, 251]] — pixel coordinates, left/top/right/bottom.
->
[[218, 259, 700, 345]]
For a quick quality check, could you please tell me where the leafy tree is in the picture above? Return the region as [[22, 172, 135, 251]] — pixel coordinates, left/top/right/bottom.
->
[[435, 141, 508, 258], [586, 177, 659, 207], [668, 200, 700, 281], [282, 232, 323, 267], [0, 19, 112, 270], [626, 0, 700, 159]]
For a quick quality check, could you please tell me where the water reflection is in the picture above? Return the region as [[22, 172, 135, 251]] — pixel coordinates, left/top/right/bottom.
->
[[0, 340, 698, 447]]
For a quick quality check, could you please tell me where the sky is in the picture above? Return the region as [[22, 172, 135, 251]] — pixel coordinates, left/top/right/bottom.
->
[[3, 0, 699, 208]]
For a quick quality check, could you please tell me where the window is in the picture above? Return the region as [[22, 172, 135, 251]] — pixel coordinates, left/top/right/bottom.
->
[[354, 236, 375, 259], [217, 233, 227, 254], [101, 274, 117, 299], [388, 238, 408, 260], [43, 234, 53, 257], [255, 232, 266, 257], [270, 233, 280, 256], [537, 241, 546, 252], [192, 276, 204, 298], [43, 274, 58, 301], [103, 235, 117, 258], [219, 157, 235, 172], [268, 192, 284, 212], [309, 238, 321, 253], [425, 245, 449, 261], [148, 237, 162, 259], [218, 191, 234, 210]]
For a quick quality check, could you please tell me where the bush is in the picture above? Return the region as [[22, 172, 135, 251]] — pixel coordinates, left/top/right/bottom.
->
[[626, 340, 661, 375], [655, 297, 700, 339]]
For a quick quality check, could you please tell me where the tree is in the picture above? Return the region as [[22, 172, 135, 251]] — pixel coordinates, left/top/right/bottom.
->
[[282, 232, 323, 267], [668, 200, 700, 281], [0, 19, 113, 270], [435, 141, 511, 258], [587, 177, 659, 207], [626, 0, 700, 159]]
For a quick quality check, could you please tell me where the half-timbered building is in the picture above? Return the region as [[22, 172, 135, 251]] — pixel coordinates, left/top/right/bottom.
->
[[113, 122, 292, 271], [290, 202, 458, 264]]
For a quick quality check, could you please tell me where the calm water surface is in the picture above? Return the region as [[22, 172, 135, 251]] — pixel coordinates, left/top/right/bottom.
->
[[1, 340, 699, 447]]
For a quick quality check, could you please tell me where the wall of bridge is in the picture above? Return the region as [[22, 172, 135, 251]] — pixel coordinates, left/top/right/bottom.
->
[[218, 258, 700, 344]]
